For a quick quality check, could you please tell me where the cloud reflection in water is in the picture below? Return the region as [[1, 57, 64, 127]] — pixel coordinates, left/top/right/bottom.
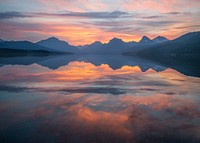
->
[[0, 61, 200, 143]]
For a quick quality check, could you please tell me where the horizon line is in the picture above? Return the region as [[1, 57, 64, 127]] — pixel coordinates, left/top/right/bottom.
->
[[1, 30, 199, 46]]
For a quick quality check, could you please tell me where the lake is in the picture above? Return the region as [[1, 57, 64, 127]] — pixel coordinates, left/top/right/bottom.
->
[[0, 54, 200, 143]]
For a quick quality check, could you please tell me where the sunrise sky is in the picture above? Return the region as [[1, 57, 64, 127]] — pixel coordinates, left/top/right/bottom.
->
[[0, 0, 200, 45]]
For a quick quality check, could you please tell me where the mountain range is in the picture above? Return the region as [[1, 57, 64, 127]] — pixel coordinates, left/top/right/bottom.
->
[[0, 31, 199, 57], [123, 31, 200, 61]]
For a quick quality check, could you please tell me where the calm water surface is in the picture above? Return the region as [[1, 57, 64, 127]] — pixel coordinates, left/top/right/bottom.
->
[[0, 56, 200, 143]]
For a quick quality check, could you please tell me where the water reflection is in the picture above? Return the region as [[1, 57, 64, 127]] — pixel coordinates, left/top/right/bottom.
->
[[0, 54, 200, 77], [0, 56, 200, 143]]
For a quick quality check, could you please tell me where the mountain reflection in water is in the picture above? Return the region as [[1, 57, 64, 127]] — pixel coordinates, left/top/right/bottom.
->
[[0, 54, 200, 77], [0, 55, 200, 143]]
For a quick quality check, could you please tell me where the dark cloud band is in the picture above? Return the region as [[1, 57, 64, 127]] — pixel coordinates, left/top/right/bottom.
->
[[0, 11, 130, 20]]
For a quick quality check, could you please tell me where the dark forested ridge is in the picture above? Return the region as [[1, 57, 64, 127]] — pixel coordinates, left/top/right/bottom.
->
[[124, 31, 200, 58], [0, 41, 72, 57]]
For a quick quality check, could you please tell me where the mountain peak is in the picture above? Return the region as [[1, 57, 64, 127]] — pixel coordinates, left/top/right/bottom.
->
[[47, 36, 60, 41], [154, 36, 167, 39], [156, 36, 164, 38], [39, 37, 70, 45], [36, 37, 80, 53], [111, 37, 123, 41], [90, 41, 102, 47], [93, 41, 102, 44], [109, 37, 124, 43], [141, 36, 151, 40], [139, 36, 151, 43], [153, 36, 168, 43]]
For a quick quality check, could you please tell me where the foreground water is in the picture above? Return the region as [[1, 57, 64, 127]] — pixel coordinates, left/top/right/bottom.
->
[[0, 55, 200, 143]]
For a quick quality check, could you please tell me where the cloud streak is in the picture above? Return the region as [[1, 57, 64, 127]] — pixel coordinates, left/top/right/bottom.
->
[[0, 11, 32, 19], [44, 11, 130, 19], [0, 10, 190, 20], [0, 11, 130, 20]]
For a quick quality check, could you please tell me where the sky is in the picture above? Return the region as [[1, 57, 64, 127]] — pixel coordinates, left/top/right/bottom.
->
[[0, 0, 200, 45]]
